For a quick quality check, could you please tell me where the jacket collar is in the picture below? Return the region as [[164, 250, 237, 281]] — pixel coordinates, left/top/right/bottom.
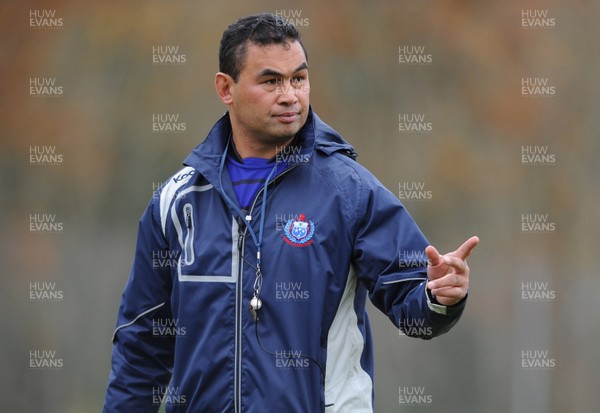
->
[[183, 107, 357, 189]]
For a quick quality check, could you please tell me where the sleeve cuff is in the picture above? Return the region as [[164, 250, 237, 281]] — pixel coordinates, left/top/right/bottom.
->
[[425, 285, 467, 315]]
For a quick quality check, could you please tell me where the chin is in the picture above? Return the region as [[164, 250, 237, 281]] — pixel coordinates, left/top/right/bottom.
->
[[264, 134, 297, 147], [265, 125, 298, 140]]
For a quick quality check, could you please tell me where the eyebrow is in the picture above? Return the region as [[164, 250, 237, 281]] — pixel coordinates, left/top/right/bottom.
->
[[257, 62, 308, 78]]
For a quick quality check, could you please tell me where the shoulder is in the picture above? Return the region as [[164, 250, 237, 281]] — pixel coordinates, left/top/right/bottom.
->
[[308, 111, 383, 195], [308, 150, 393, 232], [311, 149, 386, 197], [154, 166, 203, 236]]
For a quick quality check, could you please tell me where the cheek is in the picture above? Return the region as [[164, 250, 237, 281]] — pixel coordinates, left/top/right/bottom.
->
[[242, 85, 271, 103], [299, 84, 310, 104], [300, 91, 310, 104]]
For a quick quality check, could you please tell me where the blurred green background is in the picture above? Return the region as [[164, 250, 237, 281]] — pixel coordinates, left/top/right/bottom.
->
[[2, 0, 599, 412]]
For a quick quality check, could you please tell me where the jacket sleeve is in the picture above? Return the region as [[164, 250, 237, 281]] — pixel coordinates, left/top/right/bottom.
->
[[352, 179, 466, 339], [103, 198, 175, 412]]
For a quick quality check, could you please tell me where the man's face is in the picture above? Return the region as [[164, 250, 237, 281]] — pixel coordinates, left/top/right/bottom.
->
[[227, 40, 310, 148]]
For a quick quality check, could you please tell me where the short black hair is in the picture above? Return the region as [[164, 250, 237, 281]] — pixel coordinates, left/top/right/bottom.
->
[[219, 13, 308, 82]]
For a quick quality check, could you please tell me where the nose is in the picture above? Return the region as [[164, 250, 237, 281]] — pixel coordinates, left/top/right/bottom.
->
[[276, 79, 299, 105]]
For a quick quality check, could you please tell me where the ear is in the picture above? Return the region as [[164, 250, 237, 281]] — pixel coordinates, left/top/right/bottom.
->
[[215, 72, 234, 105]]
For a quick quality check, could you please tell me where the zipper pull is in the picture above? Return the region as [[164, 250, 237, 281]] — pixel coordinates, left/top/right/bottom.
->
[[185, 205, 192, 228], [237, 210, 248, 250]]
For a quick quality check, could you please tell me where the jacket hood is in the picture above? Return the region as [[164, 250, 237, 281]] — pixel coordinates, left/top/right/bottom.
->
[[311, 112, 357, 160], [183, 108, 357, 184]]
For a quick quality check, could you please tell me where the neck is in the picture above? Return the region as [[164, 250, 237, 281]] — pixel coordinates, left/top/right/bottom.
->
[[230, 133, 294, 160]]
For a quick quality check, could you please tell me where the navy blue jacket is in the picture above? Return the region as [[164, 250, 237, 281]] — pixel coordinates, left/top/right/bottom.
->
[[103, 110, 466, 412]]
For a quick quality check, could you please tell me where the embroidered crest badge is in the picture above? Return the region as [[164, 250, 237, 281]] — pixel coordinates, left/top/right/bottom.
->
[[283, 214, 315, 247]]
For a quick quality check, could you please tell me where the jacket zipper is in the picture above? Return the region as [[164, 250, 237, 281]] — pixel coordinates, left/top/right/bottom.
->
[[233, 165, 298, 413], [234, 216, 245, 413], [183, 203, 194, 265]]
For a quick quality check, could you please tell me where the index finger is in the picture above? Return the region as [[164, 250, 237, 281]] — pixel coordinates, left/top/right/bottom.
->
[[453, 236, 480, 260], [425, 245, 442, 266]]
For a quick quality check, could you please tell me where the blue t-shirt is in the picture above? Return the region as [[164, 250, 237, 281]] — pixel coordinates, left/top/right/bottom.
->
[[226, 155, 286, 210]]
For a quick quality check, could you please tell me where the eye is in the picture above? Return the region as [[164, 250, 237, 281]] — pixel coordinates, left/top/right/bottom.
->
[[264, 78, 286, 86], [292, 76, 305, 85]]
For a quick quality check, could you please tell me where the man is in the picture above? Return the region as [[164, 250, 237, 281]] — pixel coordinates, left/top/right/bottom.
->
[[103, 13, 479, 412]]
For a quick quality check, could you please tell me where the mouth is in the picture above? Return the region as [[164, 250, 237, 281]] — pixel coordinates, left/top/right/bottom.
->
[[274, 112, 300, 124]]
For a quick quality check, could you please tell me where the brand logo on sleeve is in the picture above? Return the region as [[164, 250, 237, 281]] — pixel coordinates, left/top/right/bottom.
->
[[283, 214, 315, 247]]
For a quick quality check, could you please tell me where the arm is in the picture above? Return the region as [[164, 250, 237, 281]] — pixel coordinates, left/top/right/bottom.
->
[[352, 181, 478, 339], [103, 199, 175, 412]]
